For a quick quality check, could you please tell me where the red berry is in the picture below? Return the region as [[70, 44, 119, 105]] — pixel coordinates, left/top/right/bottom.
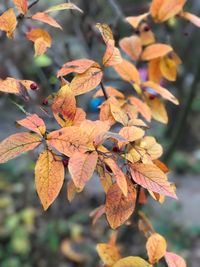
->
[[62, 159, 69, 167], [144, 25, 150, 32], [112, 146, 120, 153], [30, 82, 38, 90], [42, 98, 48, 105], [149, 94, 156, 100]]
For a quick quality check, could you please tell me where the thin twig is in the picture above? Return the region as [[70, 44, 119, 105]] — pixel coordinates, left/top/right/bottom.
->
[[100, 81, 109, 100]]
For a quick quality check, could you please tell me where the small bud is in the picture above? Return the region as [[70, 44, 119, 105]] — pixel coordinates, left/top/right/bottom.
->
[[30, 82, 38, 90], [144, 25, 150, 32], [112, 146, 120, 153], [62, 159, 69, 167]]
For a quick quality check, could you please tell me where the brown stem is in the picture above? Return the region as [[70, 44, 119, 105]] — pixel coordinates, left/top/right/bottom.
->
[[100, 81, 109, 100]]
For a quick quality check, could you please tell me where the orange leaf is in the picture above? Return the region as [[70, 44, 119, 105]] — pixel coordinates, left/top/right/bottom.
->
[[148, 58, 162, 83], [44, 3, 83, 13], [96, 23, 114, 44], [130, 163, 177, 199], [52, 85, 76, 127], [143, 81, 179, 105], [126, 13, 149, 28], [160, 56, 177, 81], [146, 233, 167, 264], [103, 40, 122, 67], [73, 108, 86, 126], [96, 165, 112, 193], [70, 66, 103, 95], [146, 97, 168, 124], [32, 12, 62, 29], [0, 133, 41, 163], [141, 44, 173, 61], [68, 151, 98, 191], [179, 11, 200, 27], [105, 158, 128, 196], [119, 126, 145, 143], [105, 179, 136, 229], [17, 114, 46, 137], [0, 8, 17, 38], [114, 59, 141, 84], [26, 28, 52, 56], [139, 23, 156, 46], [90, 205, 106, 225], [57, 59, 97, 77], [113, 256, 152, 267], [96, 243, 121, 266], [165, 252, 187, 267], [129, 96, 152, 122], [119, 35, 142, 61], [35, 149, 64, 210], [139, 136, 163, 160], [67, 180, 77, 203], [13, 0, 28, 15], [110, 102, 129, 126], [93, 86, 124, 99], [47, 127, 93, 157]]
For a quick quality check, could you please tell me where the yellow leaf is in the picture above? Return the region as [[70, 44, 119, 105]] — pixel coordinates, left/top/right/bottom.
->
[[68, 151, 98, 191], [0, 133, 41, 163], [119, 35, 142, 61], [164, 252, 187, 267], [126, 13, 149, 28], [103, 40, 122, 67], [146, 233, 167, 264], [70, 66, 103, 96], [110, 102, 129, 126], [32, 12, 62, 29], [13, 0, 28, 15], [114, 256, 152, 267], [105, 179, 136, 229], [0, 8, 17, 38], [129, 96, 152, 122], [44, 3, 83, 13], [96, 165, 112, 193], [139, 136, 163, 160], [141, 44, 173, 61], [119, 126, 145, 143], [97, 243, 121, 266], [96, 23, 114, 44], [146, 97, 168, 124], [160, 56, 177, 81], [35, 149, 64, 210], [179, 11, 200, 27]]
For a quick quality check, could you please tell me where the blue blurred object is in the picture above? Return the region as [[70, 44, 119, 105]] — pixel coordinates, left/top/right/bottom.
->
[[89, 98, 104, 112]]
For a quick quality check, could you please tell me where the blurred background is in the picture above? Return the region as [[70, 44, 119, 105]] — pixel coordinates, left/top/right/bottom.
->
[[0, 0, 200, 266]]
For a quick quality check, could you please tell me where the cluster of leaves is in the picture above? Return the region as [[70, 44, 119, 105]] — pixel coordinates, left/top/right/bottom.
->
[[0, 0, 200, 266]]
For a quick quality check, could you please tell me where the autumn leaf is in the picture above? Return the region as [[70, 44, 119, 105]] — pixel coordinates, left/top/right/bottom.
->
[[17, 114, 46, 137], [52, 85, 76, 127], [70, 66, 103, 95], [139, 23, 156, 46], [129, 96, 152, 122], [68, 151, 98, 191], [179, 12, 200, 27], [148, 58, 163, 83], [110, 102, 129, 126], [143, 81, 179, 105], [119, 35, 142, 61], [113, 256, 152, 267], [47, 126, 93, 157], [13, 0, 28, 15], [0, 8, 17, 38], [114, 59, 141, 85], [32, 12, 62, 29], [44, 3, 83, 13], [103, 40, 122, 67], [0, 133, 41, 163], [35, 149, 64, 210], [90, 205, 106, 225], [96, 165, 112, 193], [160, 56, 177, 81], [119, 126, 145, 143], [141, 44, 173, 61], [130, 163, 177, 199], [146, 97, 168, 124], [165, 252, 187, 267], [105, 179, 136, 229], [139, 136, 163, 160], [96, 243, 121, 266], [96, 23, 114, 44], [126, 13, 150, 28], [146, 233, 167, 264], [26, 28, 52, 56], [57, 59, 97, 77], [67, 179, 77, 203], [93, 86, 124, 99]]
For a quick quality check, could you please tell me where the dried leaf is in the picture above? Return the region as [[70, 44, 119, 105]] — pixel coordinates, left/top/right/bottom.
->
[[96, 23, 114, 44], [35, 149, 64, 210], [0, 8, 17, 38], [97, 243, 121, 266], [146, 233, 167, 264], [13, 0, 28, 15], [32, 12, 62, 29], [0, 133, 41, 163], [44, 3, 83, 13], [17, 114, 46, 136], [93, 86, 124, 99], [146, 97, 168, 124], [119, 35, 142, 61], [129, 96, 152, 122], [119, 126, 145, 143], [141, 44, 173, 61], [67, 180, 77, 203], [103, 40, 122, 67]]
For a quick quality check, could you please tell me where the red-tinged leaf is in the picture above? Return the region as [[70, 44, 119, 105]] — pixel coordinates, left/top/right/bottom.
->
[[146, 233, 167, 264], [93, 86, 124, 99], [44, 3, 83, 13], [119, 35, 142, 61], [52, 85, 76, 127], [129, 96, 152, 122], [57, 59, 97, 77], [105, 158, 128, 196], [105, 179, 136, 229], [141, 44, 173, 61], [68, 151, 98, 191], [165, 252, 187, 267], [96, 23, 114, 44], [32, 12, 62, 29], [103, 40, 122, 67], [17, 114, 46, 136], [119, 126, 145, 143], [47, 127, 93, 157], [126, 13, 149, 28], [114, 59, 141, 84], [96, 242, 121, 266], [113, 256, 152, 267], [130, 163, 177, 199], [143, 81, 179, 105], [180, 11, 200, 27], [0, 133, 41, 163], [26, 28, 52, 56], [0, 8, 17, 38], [35, 149, 64, 210], [70, 66, 103, 95], [13, 0, 28, 15]]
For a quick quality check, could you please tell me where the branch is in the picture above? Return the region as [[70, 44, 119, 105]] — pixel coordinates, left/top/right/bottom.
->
[[100, 82, 109, 100]]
